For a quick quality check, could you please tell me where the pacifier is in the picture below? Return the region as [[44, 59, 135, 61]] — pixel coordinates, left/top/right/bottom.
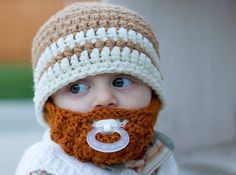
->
[[86, 119, 130, 153]]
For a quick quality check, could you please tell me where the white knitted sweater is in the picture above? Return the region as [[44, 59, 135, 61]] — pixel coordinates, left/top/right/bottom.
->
[[16, 131, 178, 175]]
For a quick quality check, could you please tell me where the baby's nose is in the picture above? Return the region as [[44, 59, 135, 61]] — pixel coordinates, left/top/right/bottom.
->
[[92, 88, 118, 108]]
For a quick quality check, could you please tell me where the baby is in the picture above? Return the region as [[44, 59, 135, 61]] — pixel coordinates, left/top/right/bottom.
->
[[16, 1, 178, 175]]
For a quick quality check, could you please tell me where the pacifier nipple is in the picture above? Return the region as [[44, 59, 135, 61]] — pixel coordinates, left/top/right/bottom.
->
[[86, 119, 130, 153]]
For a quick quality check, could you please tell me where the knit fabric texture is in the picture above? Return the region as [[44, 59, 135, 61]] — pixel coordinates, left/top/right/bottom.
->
[[32, 1, 166, 126], [15, 130, 178, 175], [44, 96, 161, 165]]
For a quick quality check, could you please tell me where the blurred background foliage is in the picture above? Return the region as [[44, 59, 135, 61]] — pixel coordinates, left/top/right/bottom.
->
[[0, 0, 76, 99], [0, 65, 33, 99]]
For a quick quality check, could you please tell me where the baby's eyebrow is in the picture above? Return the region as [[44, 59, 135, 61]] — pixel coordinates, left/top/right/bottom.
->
[[70, 78, 88, 84]]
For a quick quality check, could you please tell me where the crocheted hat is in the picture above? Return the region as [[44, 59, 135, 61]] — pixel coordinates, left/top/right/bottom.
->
[[32, 1, 166, 126]]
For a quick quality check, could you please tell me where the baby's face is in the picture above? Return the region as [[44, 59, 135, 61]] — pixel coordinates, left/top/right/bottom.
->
[[51, 73, 152, 112]]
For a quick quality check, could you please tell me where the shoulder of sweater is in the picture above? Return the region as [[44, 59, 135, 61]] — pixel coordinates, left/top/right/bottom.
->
[[15, 129, 65, 175], [16, 134, 114, 175], [15, 139, 53, 175], [23, 135, 56, 157]]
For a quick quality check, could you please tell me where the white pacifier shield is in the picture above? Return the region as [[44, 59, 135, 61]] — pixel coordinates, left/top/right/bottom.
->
[[86, 119, 130, 153]]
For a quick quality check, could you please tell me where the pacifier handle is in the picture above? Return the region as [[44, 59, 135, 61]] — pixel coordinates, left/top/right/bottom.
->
[[86, 119, 130, 153]]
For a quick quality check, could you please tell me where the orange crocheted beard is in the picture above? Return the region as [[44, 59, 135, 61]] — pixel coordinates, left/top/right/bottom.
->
[[44, 96, 161, 165]]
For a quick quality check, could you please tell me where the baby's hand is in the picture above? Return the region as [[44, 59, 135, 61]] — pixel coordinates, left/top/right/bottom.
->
[[29, 170, 53, 175]]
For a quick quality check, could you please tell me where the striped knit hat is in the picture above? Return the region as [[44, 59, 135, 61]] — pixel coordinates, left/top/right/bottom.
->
[[32, 1, 166, 126]]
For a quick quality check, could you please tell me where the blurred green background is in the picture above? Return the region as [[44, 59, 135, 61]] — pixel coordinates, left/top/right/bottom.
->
[[0, 0, 69, 100], [0, 65, 33, 99]]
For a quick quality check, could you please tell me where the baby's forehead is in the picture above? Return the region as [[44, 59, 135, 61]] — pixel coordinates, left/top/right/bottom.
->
[[71, 73, 140, 82]]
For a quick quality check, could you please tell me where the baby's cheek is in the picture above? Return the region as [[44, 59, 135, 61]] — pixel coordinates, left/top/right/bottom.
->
[[119, 93, 152, 109], [130, 87, 152, 108], [67, 98, 93, 113]]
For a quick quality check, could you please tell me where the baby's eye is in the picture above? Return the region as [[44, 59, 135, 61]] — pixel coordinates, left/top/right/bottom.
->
[[112, 77, 133, 88], [69, 83, 89, 94]]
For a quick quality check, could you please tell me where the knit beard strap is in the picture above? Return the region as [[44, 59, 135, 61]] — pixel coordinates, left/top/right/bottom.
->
[[44, 97, 161, 166]]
